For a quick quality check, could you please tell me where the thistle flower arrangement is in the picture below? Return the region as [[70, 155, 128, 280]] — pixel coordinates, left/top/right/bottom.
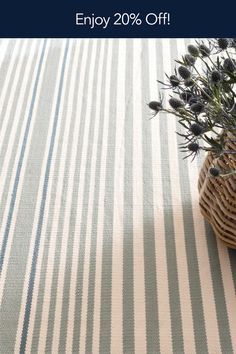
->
[[149, 38, 236, 177]]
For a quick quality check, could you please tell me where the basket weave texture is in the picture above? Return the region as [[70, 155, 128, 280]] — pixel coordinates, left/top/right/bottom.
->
[[198, 134, 236, 249]]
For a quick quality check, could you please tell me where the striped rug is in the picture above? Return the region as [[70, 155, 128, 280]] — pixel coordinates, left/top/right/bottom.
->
[[0, 38, 236, 354]]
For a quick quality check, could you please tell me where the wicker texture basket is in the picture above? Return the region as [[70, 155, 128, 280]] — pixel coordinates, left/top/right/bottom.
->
[[198, 135, 236, 249]]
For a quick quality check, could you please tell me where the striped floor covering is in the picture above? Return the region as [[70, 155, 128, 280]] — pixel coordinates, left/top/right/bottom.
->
[[0, 39, 236, 354]]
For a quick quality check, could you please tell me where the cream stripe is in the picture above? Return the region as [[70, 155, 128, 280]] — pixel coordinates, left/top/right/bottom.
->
[[163, 39, 196, 354], [79, 40, 105, 354], [187, 160, 224, 354], [60, 39, 90, 354], [149, 38, 173, 354], [177, 38, 222, 354], [217, 241, 236, 353], [0, 40, 9, 70], [110, 38, 125, 354], [0, 40, 29, 156], [0, 40, 32, 231], [49, 40, 82, 353], [0, 40, 21, 131], [0, 41, 26, 236], [91, 39, 113, 354], [132, 39, 147, 354], [0, 40, 48, 309], [18, 39, 69, 353], [35, 40, 75, 353], [22, 40, 78, 354], [68, 39, 98, 350], [13, 39, 64, 353], [65, 39, 99, 353], [30, 40, 72, 354], [0, 41, 31, 159], [0, 41, 35, 242], [13, 39, 67, 354], [36, 39, 90, 354], [48, 39, 91, 353]]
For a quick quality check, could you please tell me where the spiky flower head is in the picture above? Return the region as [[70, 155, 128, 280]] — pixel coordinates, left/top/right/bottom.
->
[[184, 54, 196, 66], [184, 78, 194, 87], [209, 167, 220, 177], [190, 102, 205, 114], [217, 38, 229, 50], [223, 58, 235, 73], [231, 38, 236, 47], [178, 66, 191, 79], [199, 44, 211, 56], [188, 96, 199, 105], [188, 142, 200, 152], [148, 101, 162, 112], [187, 44, 199, 57], [211, 70, 222, 84], [169, 75, 180, 87], [169, 97, 185, 110], [180, 91, 192, 102], [149, 38, 236, 165], [190, 123, 204, 136]]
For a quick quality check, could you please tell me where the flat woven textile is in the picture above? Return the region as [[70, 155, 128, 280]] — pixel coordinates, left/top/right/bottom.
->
[[0, 39, 236, 354]]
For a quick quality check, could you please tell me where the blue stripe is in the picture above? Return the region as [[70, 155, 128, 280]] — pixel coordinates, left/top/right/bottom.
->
[[19, 40, 69, 354], [0, 39, 47, 273]]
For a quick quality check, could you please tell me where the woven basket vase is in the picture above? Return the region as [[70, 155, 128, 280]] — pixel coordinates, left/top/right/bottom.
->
[[198, 134, 236, 249]]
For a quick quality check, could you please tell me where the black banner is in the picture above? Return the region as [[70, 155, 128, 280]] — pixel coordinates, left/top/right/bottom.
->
[[0, 0, 235, 37]]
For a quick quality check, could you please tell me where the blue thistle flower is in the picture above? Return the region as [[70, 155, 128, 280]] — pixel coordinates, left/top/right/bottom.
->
[[178, 66, 191, 79]]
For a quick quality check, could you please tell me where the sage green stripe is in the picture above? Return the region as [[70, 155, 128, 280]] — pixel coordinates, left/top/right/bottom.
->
[[0, 41, 38, 229], [177, 168, 208, 353], [0, 39, 65, 354], [32, 42, 92, 352], [14, 39, 68, 353], [0, 40, 33, 175], [85, 40, 108, 354], [63, 38, 92, 350], [0, 40, 16, 128], [0, 40, 52, 353], [0, 41, 25, 135], [43, 40, 76, 352], [142, 40, 159, 353], [99, 40, 119, 354], [62, 37, 92, 351], [29, 40, 68, 351], [155, 40, 184, 353], [123, 39, 135, 354], [71, 40, 102, 352], [204, 223, 233, 353], [32, 41, 93, 353], [168, 39, 208, 353], [40, 41, 77, 353], [31, 40, 93, 353], [0, 39, 27, 174], [58, 40, 84, 354], [0, 40, 17, 130]]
